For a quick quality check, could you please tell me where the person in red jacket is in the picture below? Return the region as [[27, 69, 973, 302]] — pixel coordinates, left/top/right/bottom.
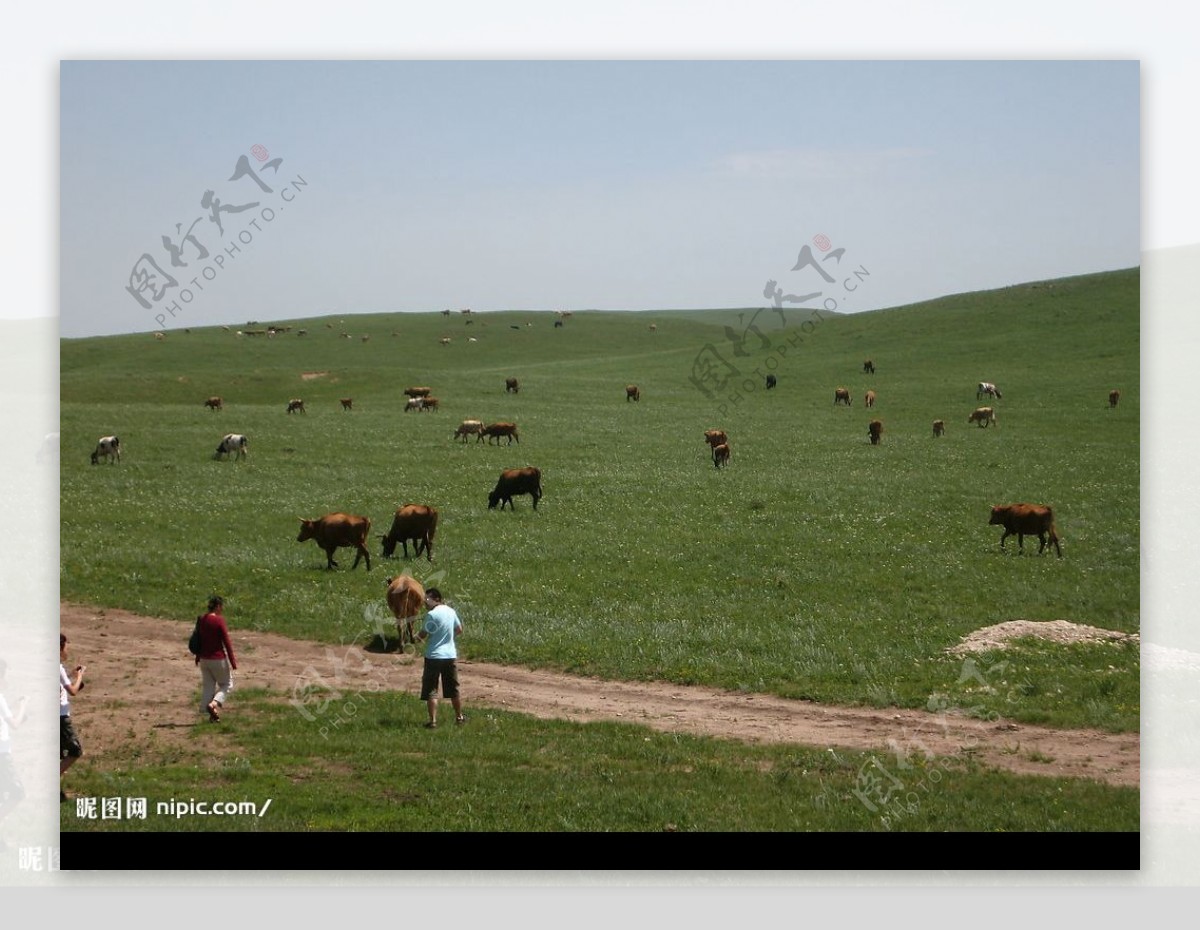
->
[[196, 595, 238, 722]]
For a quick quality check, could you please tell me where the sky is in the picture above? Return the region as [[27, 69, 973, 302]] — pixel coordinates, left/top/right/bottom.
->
[[59, 59, 1140, 337]]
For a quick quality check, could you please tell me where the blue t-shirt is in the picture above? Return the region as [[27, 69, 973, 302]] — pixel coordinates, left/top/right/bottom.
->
[[422, 604, 461, 660]]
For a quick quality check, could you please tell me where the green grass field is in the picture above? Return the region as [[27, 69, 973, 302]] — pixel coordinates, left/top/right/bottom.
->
[[59, 267, 1140, 833]]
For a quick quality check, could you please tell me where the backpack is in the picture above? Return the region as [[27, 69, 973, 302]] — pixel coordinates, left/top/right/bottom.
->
[[188, 617, 203, 656]]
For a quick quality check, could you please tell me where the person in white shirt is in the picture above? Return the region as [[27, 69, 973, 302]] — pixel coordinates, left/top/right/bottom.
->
[[59, 634, 86, 802]]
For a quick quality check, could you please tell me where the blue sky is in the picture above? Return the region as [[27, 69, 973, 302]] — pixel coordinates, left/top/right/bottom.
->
[[60, 60, 1139, 336]]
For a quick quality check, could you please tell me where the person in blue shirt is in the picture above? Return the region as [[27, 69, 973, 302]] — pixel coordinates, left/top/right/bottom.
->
[[416, 588, 465, 729]]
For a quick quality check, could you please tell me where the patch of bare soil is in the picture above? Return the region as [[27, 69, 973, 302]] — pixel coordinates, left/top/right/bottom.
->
[[300, 371, 328, 380], [60, 603, 1138, 788], [948, 619, 1139, 655]]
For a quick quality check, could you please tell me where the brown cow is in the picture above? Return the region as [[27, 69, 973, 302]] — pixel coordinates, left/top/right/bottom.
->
[[379, 504, 439, 561], [865, 390, 876, 408], [454, 419, 484, 442], [989, 503, 1062, 558], [480, 422, 519, 445], [867, 420, 883, 445], [932, 419, 946, 437], [1109, 389, 1120, 409], [404, 387, 432, 398], [626, 385, 640, 402], [385, 573, 426, 650], [704, 429, 728, 448], [834, 387, 852, 406], [968, 406, 996, 427], [863, 359, 875, 374], [287, 399, 306, 414], [488, 467, 542, 511], [419, 397, 440, 413], [340, 398, 353, 411], [505, 377, 520, 394], [711, 442, 731, 469], [296, 513, 372, 571], [204, 396, 223, 412]]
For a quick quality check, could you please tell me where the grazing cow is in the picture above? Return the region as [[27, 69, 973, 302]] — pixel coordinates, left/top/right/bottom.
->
[[867, 420, 883, 445], [419, 397, 440, 413], [404, 387, 432, 398], [296, 513, 372, 571], [385, 573, 426, 650], [90, 435, 121, 465], [440, 337, 451, 346], [488, 467, 543, 511], [213, 433, 249, 460], [554, 320, 563, 328], [863, 359, 875, 374], [834, 387, 852, 406], [480, 422, 519, 445], [704, 429, 728, 448], [505, 377, 520, 394], [1109, 389, 1120, 409], [340, 398, 353, 411], [649, 324, 657, 332], [204, 396, 223, 412], [977, 382, 1003, 401], [287, 399, 306, 415], [989, 503, 1062, 558], [154, 331, 166, 341], [454, 419, 484, 442], [864, 390, 876, 408], [626, 385, 640, 402], [968, 406, 997, 428], [711, 442, 731, 469], [765, 374, 777, 390], [379, 504, 439, 561], [932, 419, 946, 437], [404, 397, 424, 413]]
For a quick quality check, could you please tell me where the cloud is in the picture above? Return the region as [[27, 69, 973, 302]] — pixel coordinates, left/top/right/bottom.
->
[[715, 146, 932, 181]]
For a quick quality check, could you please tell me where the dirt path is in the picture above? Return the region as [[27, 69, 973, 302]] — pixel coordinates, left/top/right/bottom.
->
[[60, 602, 1139, 788]]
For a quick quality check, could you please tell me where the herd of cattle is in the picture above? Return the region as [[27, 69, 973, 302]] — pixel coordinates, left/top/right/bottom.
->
[[83, 352, 1123, 631]]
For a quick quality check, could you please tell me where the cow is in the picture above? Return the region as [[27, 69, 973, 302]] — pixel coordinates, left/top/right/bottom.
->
[[404, 387, 433, 398], [554, 320, 563, 328], [932, 419, 946, 437], [480, 422, 519, 445], [287, 399, 306, 414], [488, 467, 542, 511], [419, 397, 440, 413], [440, 337, 451, 346], [213, 433, 249, 460], [704, 429, 728, 449], [204, 396, 223, 412], [626, 385, 640, 402], [867, 420, 883, 445], [968, 406, 997, 428], [865, 390, 876, 408], [154, 331, 166, 341], [863, 359, 875, 374], [977, 382, 1003, 401], [404, 397, 425, 413], [989, 503, 1062, 558], [834, 387, 852, 406], [385, 573, 426, 651], [649, 324, 657, 332], [454, 419, 484, 442], [296, 513, 372, 571], [90, 435, 121, 465], [1109, 389, 1120, 409], [711, 442, 731, 469], [340, 398, 353, 411], [505, 377, 520, 394], [379, 504, 439, 561], [765, 374, 777, 390]]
